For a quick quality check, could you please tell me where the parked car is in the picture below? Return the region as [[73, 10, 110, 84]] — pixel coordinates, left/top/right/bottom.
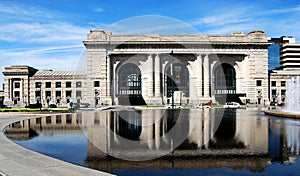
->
[[204, 101, 218, 106], [223, 102, 241, 109], [73, 102, 90, 109], [166, 104, 183, 109], [194, 103, 211, 108], [49, 104, 57, 108], [25, 103, 42, 108], [0, 104, 8, 108]]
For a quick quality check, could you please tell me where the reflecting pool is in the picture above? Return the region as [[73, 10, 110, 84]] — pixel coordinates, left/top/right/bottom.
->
[[4, 108, 300, 176]]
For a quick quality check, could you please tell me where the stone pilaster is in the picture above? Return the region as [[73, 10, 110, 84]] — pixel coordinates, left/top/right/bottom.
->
[[147, 54, 154, 97], [112, 61, 119, 105], [154, 54, 161, 97], [203, 54, 210, 97], [197, 54, 203, 97]]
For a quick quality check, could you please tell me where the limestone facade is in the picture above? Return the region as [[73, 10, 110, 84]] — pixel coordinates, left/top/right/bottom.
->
[[2, 65, 88, 107], [83, 30, 270, 105], [269, 70, 300, 104], [2, 30, 271, 106]]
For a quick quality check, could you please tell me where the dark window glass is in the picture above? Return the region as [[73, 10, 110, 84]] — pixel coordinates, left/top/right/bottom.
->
[[56, 91, 61, 98], [56, 115, 62, 124], [46, 116, 51, 124], [14, 82, 20, 88], [66, 91, 72, 98], [36, 118, 41, 124], [35, 82, 42, 88], [271, 81, 276, 87], [76, 114, 82, 124], [118, 64, 142, 96], [45, 91, 51, 98], [66, 114, 72, 124], [76, 81, 82, 88], [256, 80, 262, 86], [281, 81, 286, 87], [76, 91, 82, 98], [56, 82, 61, 88], [45, 82, 51, 88], [66, 82, 72, 88], [94, 81, 100, 87], [14, 91, 20, 98], [94, 117, 100, 125]]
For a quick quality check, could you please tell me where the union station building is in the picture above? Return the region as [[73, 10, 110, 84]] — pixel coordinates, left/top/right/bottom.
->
[[2, 30, 271, 107]]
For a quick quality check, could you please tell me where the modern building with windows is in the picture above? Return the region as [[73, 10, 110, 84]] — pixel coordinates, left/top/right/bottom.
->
[[280, 43, 300, 70], [268, 37, 300, 104], [268, 36, 295, 70], [2, 30, 271, 107]]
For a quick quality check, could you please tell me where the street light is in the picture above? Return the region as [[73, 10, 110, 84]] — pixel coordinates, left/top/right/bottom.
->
[[170, 50, 174, 109]]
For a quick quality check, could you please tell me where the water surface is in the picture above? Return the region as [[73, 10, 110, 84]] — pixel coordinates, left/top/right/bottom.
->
[[5, 108, 300, 176]]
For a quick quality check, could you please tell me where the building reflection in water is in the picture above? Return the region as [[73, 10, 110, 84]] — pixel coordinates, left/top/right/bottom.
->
[[4, 108, 300, 174]]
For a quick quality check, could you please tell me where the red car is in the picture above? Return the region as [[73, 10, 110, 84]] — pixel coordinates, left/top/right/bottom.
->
[[204, 101, 218, 106]]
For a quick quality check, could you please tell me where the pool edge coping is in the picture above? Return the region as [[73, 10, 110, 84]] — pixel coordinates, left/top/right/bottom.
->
[[0, 112, 115, 176]]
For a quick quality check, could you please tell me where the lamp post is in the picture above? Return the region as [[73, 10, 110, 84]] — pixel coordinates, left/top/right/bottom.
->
[[170, 50, 174, 109]]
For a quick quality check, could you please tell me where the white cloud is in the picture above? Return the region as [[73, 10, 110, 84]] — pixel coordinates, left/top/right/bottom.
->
[[0, 45, 85, 89], [94, 7, 104, 13], [0, 4, 29, 15], [192, 10, 253, 27], [107, 15, 199, 34], [186, 4, 300, 39], [0, 22, 89, 44], [0, 45, 85, 70], [265, 4, 300, 14], [0, 3, 54, 21]]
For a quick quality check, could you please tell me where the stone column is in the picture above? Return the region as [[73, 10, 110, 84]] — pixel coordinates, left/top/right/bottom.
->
[[139, 112, 154, 149], [155, 110, 161, 149], [161, 61, 168, 102], [112, 61, 120, 105], [197, 54, 203, 97], [8, 78, 11, 99], [203, 110, 210, 148], [20, 78, 23, 105], [107, 112, 112, 152], [148, 54, 154, 97], [203, 54, 210, 97], [154, 54, 161, 97], [210, 61, 217, 100]]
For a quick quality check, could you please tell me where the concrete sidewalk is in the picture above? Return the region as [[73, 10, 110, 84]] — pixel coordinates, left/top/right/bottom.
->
[[0, 112, 114, 176]]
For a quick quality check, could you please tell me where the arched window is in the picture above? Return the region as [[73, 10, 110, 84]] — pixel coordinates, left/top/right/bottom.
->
[[214, 63, 236, 94], [126, 73, 140, 87], [118, 64, 141, 95]]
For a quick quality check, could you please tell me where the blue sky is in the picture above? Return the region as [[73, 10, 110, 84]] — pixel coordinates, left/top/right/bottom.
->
[[1, 0, 300, 88]]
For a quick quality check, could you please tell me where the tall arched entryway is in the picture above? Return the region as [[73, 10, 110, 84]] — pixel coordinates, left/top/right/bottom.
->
[[214, 63, 240, 104], [117, 63, 146, 105], [166, 63, 189, 103]]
